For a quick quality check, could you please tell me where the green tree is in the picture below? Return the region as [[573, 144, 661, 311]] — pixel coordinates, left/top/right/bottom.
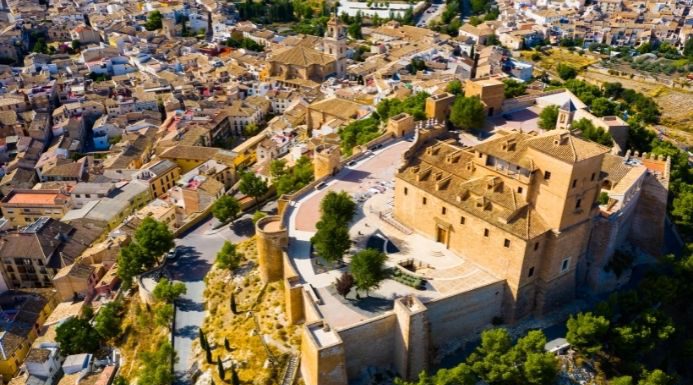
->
[[145, 10, 164, 31], [154, 303, 174, 327], [56, 316, 101, 355], [557, 63, 578, 80], [348, 22, 363, 39], [446, 79, 463, 95], [591, 97, 618, 117], [502, 79, 527, 98], [252, 210, 267, 224], [611, 376, 634, 385], [566, 312, 610, 354], [350, 249, 387, 295], [216, 241, 243, 270], [320, 191, 356, 223], [239, 172, 269, 206], [138, 341, 177, 385], [94, 300, 124, 341], [671, 184, 693, 231], [152, 278, 187, 303], [274, 156, 314, 195], [538, 105, 559, 130], [112, 376, 129, 385], [212, 195, 241, 223], [638, 370, 671, 385], [468, 329, 557, 385], [449, 96, 486, 131], [70, 39, 81, 51], [135, 217, 174, 260], [573, 118, 613, 146], [311, 218, 351, 262], [243, 122, 260, 137], [117, 242, 148, 288]]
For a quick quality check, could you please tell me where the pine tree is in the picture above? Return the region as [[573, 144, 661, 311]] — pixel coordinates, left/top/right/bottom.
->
[[199, 329, 207, 350], [217, 358, 225, 381], [230, 293, 238, 314], [231, 364, 240, 385], [205, 344, 213, 364]]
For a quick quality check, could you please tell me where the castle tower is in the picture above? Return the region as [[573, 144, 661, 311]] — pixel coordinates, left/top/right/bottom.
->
[[323, 15, 347, 78], [313, 144, 341, 180], [162, 18, 176, 39], [255, 216, 288, 283], [556, 99, 577, 130], [425, 93, 455, 122]]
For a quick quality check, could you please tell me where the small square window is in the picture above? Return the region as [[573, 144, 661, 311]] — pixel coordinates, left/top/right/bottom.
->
[[544, 171, 551, 180], [517, 186, 523, 193], [422, 197, 427, 205], [504, 239, 510, 248], [528, 267, 535, 277], [460, 216, 465, 225], [441, 207, 446, 215], [483, 228, 489, 237]]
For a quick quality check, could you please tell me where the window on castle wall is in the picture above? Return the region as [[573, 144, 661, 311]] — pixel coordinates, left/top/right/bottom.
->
[[534, 242, 539, 251], [561, 258, 569, 272], [484, 228, 489, 237], [575, 199, 582, 209], [544, 171, 551, 180], [572, 179, 577, 188], [517, 186, 523, 193], [460, 216, 465, 224], [504, 239, 510, 248], [422, 197, 427, 205], [441, 207, 446, 215], [528, 266, 535, 277], [404, 187, 408, 195], [591, 172, 596, 181]]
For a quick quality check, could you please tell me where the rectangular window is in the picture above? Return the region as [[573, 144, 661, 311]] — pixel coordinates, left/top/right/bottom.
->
[[517, 186, 523, 193], [572, 179, 577, 188], [483, 228, 489, 237], [528, 267, 535, 277], [404, 187, 408, 195], [441, 207, 446, 215], [561, 258, 569, 272], [591, 172, 596, 181], [575, 199, 582, 209], [544, 171, 551, 180], [504, 239, 510, 248], [534, 242, 539, 251], [422, 197, 427, 205], [460, 216, 465, 225]]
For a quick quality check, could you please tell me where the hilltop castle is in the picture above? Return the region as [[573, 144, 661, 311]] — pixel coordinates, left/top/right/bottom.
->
[[256, 93, 670, 385]]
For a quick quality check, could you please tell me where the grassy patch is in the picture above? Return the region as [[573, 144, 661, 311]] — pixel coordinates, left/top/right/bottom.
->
[[200, 238, 301, 384], [116, 295, 169, 381], [521, 48, 598, 75]]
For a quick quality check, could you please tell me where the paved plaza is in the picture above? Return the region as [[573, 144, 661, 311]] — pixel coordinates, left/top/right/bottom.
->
[[284, 139, 501, 329]]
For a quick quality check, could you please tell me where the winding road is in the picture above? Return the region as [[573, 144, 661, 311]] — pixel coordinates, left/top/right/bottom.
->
[[167, 202, 276, 384]]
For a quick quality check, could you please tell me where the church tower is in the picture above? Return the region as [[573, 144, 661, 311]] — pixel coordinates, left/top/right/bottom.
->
[[323, 15, 347, 78], [556, 99, 576, 130]]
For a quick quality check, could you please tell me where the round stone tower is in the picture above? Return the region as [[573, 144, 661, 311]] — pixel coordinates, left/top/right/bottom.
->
[[255, 215, 288, 283]]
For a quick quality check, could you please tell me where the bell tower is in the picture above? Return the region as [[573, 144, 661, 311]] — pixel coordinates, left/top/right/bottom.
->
[[323, 15, 347, 78]]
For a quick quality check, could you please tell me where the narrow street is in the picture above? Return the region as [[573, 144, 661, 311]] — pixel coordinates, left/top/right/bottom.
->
[[167, 202, 276, 384]]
